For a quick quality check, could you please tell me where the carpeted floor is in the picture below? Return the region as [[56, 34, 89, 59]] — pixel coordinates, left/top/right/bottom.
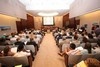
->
[[32, 32, 65, 67]]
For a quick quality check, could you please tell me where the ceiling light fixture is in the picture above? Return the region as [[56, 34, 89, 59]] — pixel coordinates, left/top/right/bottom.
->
[[38, 12, 58, 16]]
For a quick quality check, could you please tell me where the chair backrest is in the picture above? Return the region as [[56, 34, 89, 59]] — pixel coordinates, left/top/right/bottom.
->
[[91, 43, 97, 47], [0, 46, 5, 51], [0, 63, 1, 67], [10, 39, 16, 44], [0, 56, 15, 67], [94, 53, 100, 61], [59, 39, 63, 44], [14, 56, 29, 66], [68, 55, 82, 65], [80, 54, 95, 61], [0, 56, 29, 67], [25, 45, 35, 53]]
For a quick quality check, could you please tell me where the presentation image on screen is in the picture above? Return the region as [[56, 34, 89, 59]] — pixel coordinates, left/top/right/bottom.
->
[[43, 17, 54, 25]]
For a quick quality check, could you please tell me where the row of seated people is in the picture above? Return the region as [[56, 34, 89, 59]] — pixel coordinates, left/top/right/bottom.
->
[[53, 27, 100, 67], [0, 29, 44, 46], [73, 58, 100, 67], [0, 45, 32, 67], [0, 29, 45, 67], [0, 29, 45, 53]]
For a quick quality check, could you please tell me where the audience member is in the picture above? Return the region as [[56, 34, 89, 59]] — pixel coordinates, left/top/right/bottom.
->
[[14, 45, 30, 57], [85, 58, 100, 67], [93, 40, 100, 53], [14, 38, 25, 45], [3, 46, 15, 56], [58, 43, 80, 56], [72, 35, 80, 47], [80, 42, 94, 55], [94, 25, 100, 37], [88, 33, 97, 43]]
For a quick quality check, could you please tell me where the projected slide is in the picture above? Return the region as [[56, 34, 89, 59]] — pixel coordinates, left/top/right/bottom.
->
[[43, 17, 54, 25]]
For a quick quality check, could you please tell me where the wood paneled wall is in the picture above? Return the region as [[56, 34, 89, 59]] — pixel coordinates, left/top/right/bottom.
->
[[16, 14, 34, 32], [63, 14, 69, 27], [63, 13, 80, 29], [26, 14, 34, 29]]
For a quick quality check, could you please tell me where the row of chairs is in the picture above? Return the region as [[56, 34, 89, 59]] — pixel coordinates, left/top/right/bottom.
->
[[65, 53, 100, 67], [0, 45, 35, 67], [0, 56, 29, 67]]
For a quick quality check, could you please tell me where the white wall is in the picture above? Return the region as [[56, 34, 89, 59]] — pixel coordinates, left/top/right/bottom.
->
[[34, 16, 63, 29], [70, 0, 100, 18], [79, 10, 100, 33], [0, 14, 19, 36], [0, 0, 26, 19]]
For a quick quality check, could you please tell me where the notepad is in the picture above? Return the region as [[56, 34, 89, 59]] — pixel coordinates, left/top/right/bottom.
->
[[15, 65, 22, 67], [77, 61, 87, 67]]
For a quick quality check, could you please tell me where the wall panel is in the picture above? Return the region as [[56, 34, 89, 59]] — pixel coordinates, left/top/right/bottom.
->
[[70, 0, 100, 18], [0, 0, 26, 19]]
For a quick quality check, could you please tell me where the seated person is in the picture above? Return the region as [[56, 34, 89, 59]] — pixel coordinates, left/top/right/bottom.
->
[[26, 38, 37, 46], [93, 40, 100, 53], [80, 37, 88, 48], [74, 58, 100, 67], [58, 43, 80, 56], [72, 35, 80, 47], [85, 58, 100, 67], [33, 36, 40, 45], [0, 50, 3, 57], [26, 38, 38, 51], [14, 45, 30, 57], [62, 39, 70, 52], [3, 45, 15, 56], [88, 33, 97, 43], [14, 45, 33, 66], [14, 38, 25, 46], [24, 36, 30, 43], [80, 42, 95, 55]]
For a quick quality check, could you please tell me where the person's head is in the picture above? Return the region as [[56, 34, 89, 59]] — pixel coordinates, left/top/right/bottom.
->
[[30, 38, 34, 42], [26, 36, 29, 39], [29, 32, 32, 34], [58, 34, 62, 37], [16, 38, 20, 42], [11, 32, 15, 37], [34, 35, 37, 38], [0, 38, 6, 42], [74, 31, 77, 35], [81, 33, 84, 36], [70, 43, 76, 50], [96, 25, 99, 28], [88, 33, 93, 39], [97, 39, 100, 47], [85, 58, 100, 67], [0, 50, 3, 56], [82, 37, 88, 43], [74, 35, 78, 40], [3, 46, 11, 56], [17, 45, 24, 52], [84, 42, 92, 53], [91, 31, 94, 34], [69, 32, 73, 36]]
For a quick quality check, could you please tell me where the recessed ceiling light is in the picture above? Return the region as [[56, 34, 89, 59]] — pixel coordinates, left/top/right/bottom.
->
[[38, 12, 58, 16]]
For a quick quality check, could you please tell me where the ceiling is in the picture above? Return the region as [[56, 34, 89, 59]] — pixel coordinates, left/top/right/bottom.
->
[[19, 0, 75, 17]]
